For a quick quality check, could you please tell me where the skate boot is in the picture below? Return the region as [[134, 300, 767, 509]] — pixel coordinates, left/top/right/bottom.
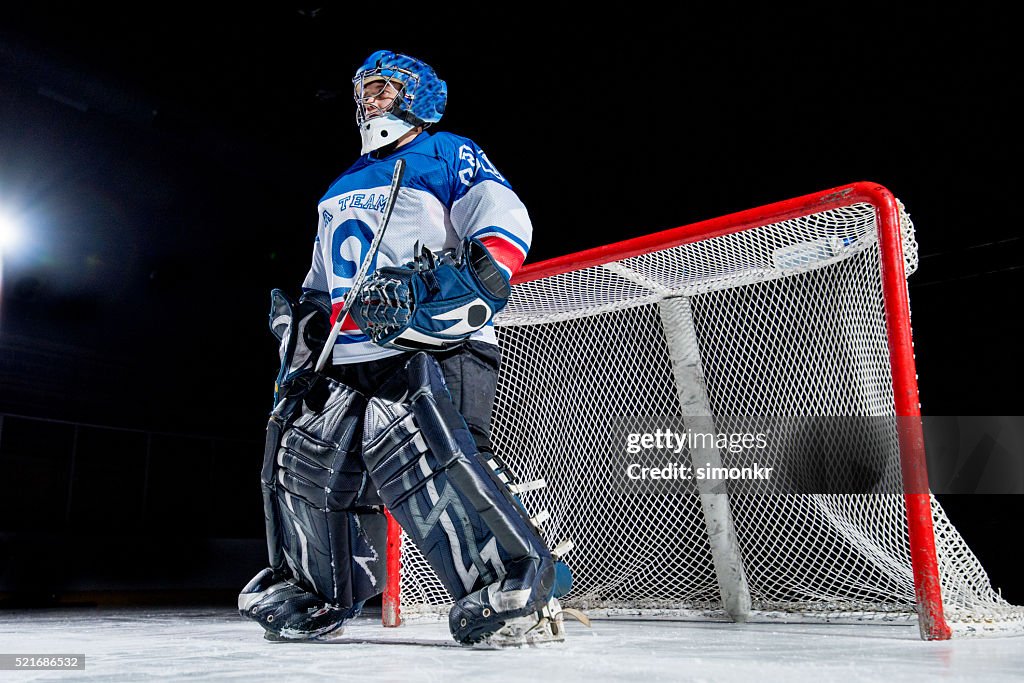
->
[[238, 568, 360, 641], [448, 556, 555, 645]]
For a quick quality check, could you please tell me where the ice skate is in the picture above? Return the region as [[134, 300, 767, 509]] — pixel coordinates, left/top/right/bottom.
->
[[447, 554, 558, 645], [238, 568, 358, 642]]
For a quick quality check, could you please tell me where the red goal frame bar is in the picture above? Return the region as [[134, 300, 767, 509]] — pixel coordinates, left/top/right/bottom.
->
[[382, 181, 951, 640]]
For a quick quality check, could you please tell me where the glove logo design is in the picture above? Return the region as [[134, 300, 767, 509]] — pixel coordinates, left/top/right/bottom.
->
[[431, 299, 491, 337]]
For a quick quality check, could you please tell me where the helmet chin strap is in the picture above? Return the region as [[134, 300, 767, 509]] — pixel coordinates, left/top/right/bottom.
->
[[359, 111, 425, 155]]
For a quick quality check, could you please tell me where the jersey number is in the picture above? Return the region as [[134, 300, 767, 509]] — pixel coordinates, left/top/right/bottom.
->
[[458, 145, 506, 187]]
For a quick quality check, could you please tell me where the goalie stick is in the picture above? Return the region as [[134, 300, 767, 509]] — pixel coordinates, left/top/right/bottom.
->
[[314, 157, 407, 374]]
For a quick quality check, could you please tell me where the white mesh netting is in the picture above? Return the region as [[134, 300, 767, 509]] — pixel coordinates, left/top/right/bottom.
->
[[396, 200, 1023, 635]]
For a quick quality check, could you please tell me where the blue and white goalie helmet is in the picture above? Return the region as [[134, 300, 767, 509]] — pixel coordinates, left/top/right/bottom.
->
[[353, 50, 447, 154]]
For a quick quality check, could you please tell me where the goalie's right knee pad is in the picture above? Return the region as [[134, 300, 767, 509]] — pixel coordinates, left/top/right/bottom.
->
[[260, 372, 387, 611], [361, 352, 554, 643]]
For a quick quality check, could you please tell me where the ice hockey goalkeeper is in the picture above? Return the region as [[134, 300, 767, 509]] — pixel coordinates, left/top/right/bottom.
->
[[238, 50, 571, 647]]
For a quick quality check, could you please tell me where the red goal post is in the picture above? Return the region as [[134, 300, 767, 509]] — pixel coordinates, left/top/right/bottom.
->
[[381, 181, 1021, 640]]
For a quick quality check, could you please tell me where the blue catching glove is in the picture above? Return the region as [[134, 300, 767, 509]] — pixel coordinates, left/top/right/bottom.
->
[[350, 237, 511, 351]]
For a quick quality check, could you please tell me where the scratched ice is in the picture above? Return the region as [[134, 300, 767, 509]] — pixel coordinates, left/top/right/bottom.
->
[[1, 606, 1022, 682]]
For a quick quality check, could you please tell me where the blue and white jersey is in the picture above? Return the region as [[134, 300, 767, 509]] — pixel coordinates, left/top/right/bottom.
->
[[302, 131, 533, 365]]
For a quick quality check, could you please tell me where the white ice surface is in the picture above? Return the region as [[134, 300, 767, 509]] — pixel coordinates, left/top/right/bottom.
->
[[1, 606, 1022, 682]]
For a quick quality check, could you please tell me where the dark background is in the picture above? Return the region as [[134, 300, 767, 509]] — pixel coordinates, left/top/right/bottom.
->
[[0, 5, 1020, 607]]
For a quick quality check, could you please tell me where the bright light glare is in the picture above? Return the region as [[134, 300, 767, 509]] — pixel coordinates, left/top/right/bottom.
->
[[0, 209, 22, 251]]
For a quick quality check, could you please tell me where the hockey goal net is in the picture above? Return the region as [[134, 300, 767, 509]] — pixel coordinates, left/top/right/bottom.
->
[[383, 182, 1023, 640]]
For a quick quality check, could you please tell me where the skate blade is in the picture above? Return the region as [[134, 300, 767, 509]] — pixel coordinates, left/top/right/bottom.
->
[[480, 623, 565, 649], [559, 607, 592, 627], [262, 624, 347, 643], [480, 603, 571, 648]]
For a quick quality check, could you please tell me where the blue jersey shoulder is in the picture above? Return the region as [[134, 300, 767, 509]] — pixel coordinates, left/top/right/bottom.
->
[[429, 131, 513, 200], [427, 131, 474, 156], [319, 133, 443, 203], [317, 131, 512, 208]]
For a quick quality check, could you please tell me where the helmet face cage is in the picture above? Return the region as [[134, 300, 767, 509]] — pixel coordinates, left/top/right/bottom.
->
[[353, 68, 417, 126]]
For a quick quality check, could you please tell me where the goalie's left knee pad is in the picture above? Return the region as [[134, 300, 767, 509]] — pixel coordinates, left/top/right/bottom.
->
[[361, 352, 554, 643]]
